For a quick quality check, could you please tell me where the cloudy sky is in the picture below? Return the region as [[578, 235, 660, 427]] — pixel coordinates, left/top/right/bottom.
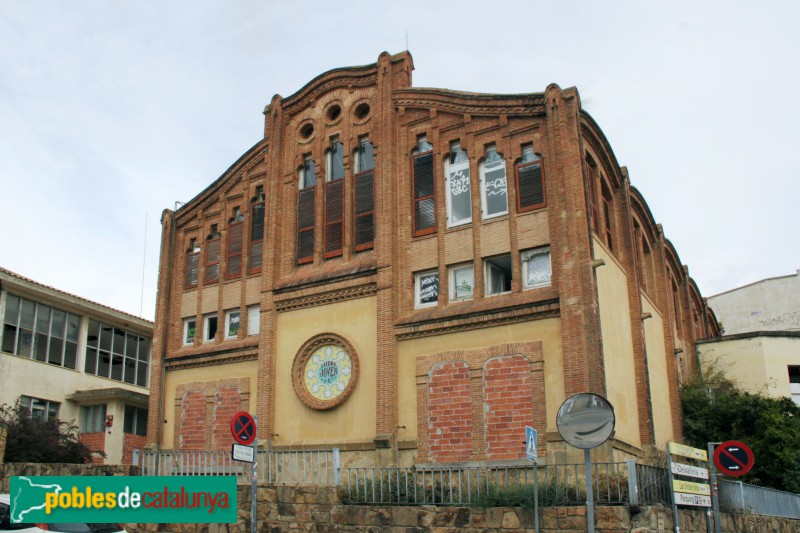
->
[[1, 1, 797, 321]]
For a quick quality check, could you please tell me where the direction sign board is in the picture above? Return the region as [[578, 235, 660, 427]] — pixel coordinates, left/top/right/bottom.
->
[[525, 426, 538, 461], [232, 443, 255, 463], [674, 492, 711, 507], [668, 442, 708, 461], [713, 440, 754, 477], [230, 411, 256, 446], [672, 479, 710, 496], [670, 461, 709, 480]]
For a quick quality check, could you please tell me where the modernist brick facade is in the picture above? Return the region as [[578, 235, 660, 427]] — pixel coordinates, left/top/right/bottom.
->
[[147, 52, 718, 465]]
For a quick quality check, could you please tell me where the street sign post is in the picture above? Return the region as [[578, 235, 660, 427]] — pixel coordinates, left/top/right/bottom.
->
[[232, 443, 255, 463], [666, 442, 711, 533], [713, 441, 754, 477], [524, 426, 539, 533], [230, 412, 258, 533]]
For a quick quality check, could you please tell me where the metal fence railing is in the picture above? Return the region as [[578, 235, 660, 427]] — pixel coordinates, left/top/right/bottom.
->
[[340, 462, 633, 507], [719, 479, 800, 519], [140, 449, 339, 485]]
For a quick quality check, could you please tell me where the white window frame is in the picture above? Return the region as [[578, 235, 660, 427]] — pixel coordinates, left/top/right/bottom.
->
[[484, 254, 512, 296], [326, 136, 345, 182], [20, 395, 60, 421], [224, 310, 240, 340], [203, 314, 217, 343], [247, 305, 260, 336], [354, 135, 374, 173], [449, 263, 475, 302], [479, 144, 509, 220], [444, 141, 472, 228], [521, 247, 552, 289], [414, 270, 440, 308], [183, 318, 196, 346], [299, 154, 316, 189]]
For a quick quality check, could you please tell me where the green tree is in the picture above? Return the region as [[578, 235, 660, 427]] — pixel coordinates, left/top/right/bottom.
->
[[0, 402, 98, 463], [681, 368, 800, 493]]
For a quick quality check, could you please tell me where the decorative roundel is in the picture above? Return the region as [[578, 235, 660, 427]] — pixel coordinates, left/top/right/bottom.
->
[[292, 334, 359, 410]]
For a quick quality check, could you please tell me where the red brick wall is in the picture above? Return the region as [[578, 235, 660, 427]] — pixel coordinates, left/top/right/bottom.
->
[[80, 432, 106, 465], [122, 433, 147, 465], [212, 386, 242, 451], [483, 355, 534, 460], [179, 391, 206, 450], [427, 362, 473, 462]]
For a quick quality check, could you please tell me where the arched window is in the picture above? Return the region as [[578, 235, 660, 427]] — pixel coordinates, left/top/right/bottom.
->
[[185, 238, 200, 289], [205, 225, 221, 284], [249, 185, 265, 273], [412, 134, 435, 236], [353, 136, 375, 251], [226, 207, 244, 278], [479, 144, 508, 219], [297, 155, 316, 264], [601, 179, 614, 250], [516, 144, 545, 212], [445, 141, 471, 227], [324, 137, 345, 258]]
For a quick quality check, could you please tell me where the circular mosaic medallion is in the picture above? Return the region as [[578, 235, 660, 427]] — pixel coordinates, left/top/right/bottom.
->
[[292, 334, 359, 410]]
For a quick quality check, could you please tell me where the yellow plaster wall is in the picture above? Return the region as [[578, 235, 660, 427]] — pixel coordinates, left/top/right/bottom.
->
[[593, 240, 641, 448], [161, 360, 257, 448], [397, 318, 563, 438], [641, 297, 674, 446], [274, 296, 377, 445]]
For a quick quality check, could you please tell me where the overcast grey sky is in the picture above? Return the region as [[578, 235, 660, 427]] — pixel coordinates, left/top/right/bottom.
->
[[1, 1, 797, 321]]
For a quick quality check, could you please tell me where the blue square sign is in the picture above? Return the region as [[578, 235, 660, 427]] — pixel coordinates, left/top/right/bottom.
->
[[526, 426, 538, 461]]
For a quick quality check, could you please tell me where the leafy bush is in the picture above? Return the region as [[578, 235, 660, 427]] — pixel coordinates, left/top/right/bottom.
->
[[0, 402, 100, 463]]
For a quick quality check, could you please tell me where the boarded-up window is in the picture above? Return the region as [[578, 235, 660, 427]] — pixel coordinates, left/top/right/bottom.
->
[[297, 188, 315, 264], [205, 233, 220, 284], [249, 200, 264, 273], [516, 145, 545, 212], [185, 249, 199, 289], [324, 179, 344, 257], [226, 220, 243, 278], [413, 152, 435, 236], [354, 138, 375, 251]]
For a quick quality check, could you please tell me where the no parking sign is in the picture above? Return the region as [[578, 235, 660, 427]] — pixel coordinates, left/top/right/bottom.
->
[[713, 440, 754, 477]]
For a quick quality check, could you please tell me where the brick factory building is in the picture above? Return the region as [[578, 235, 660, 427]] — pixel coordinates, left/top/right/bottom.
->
[[147, 52, 718, 466]]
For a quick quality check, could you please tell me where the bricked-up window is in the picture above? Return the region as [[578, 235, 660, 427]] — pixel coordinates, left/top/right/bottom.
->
[[226, 208, 244, 278], [789, 366, 800, 405], [480, 144, 508, 219], [225, 309, 240, 339], [585, 154, 600, 233], [249, 186, 265, 273], [205, 225, 221, 284], [2, 293, 79, 369], [185, 238, 200, 289], [354, 136, 375, 251], [516, 144, 545, 212], [414, 270, 439, 308], [485, 254, 512, 296], [413, 135, 435, 236], [183, 318, 196, 346], [445, 141, 471, 227], [80, 404, 106, 432], [297, 155, 316, 264], [521, 247, 552, 289], [601, 179, 614, 251], [449, 263, 474, 301], [85, 320, 149, 387], [20, 395, 59, 421], [204, 314, 218, 343], [124, 405, 148, 436], [324, 137, 345, 258]]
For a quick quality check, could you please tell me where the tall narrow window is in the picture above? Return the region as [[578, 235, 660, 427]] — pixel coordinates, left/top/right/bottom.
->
[[516, 144, 545, 212], [601, 180, 614, 250], [585, 154, 600, 232], [249, 186, 265, 273], [225, 309, 240, 340], [480, 144, 508, 219], [297, 155, 316, 264], [324, 137, 345, 258], [205, 225, 221, 284], [413, 135, 435, 236], [204, 314, 218, 343], [445, 141, 471, 227], [354, 136, 375, 251], [226, 207, 244, 278], [185, 238, 200, 289]]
